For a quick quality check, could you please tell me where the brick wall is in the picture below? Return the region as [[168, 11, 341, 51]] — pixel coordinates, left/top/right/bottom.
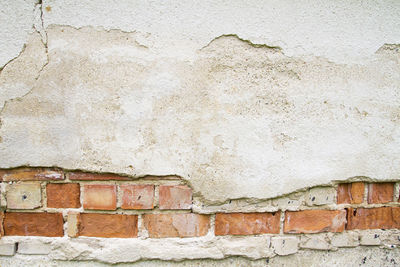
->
[[0, 167, 399, 258]]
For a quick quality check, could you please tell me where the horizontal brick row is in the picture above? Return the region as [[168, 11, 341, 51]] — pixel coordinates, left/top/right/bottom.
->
[[83, 184, 192, 210], [337, 182, 397, 204], [5, 182, 192, 211], [1, 207, 400, 238]]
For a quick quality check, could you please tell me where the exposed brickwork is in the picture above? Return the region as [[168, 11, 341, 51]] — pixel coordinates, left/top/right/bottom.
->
[[83, 184, 116, 210], [367, 183, 394, 204], [337, 182, 364, 204], [284, 210, 346, 234], [68, 172, 130, 181], [46, 183, 80, 208], [0, 168, 63, 181], [347, 207, 400, 230], [4, 212, 64, 237], [215, 212, 280, 235], [159, 185, 192, 210], [77, 213, 138, 238], [0, 167, 399, 241], [121, 185, 154, 209], [143, 213, 210, 238]]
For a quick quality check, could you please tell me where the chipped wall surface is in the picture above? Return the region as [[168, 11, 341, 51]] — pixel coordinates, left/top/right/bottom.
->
[[0, 0, 400, 259], [1, 0, 400, 203]]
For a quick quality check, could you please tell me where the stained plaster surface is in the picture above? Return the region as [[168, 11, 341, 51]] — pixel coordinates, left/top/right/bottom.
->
[[0, 0, 400, 203]]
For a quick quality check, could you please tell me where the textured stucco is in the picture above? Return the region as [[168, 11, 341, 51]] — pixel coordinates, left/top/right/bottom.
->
[[0, 0, 400, 204]]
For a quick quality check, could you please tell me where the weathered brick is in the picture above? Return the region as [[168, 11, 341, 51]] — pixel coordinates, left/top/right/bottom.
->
[[158, 185, 192, 210], [0, 168, 63, 181], [83, 184, 116, 210], [143, 213, 210, 238], [121, 184, 154, 209], [331, 232, 359, 247], [0, 243, 16, 256], [0, 212, 4, 237], [306, 187, 335, 206], [67, 212, 79, 238], [68, 172, 130, 181], [368, 183, 394, 204], [271, 236, 298, 256], [347, 207, 400, 230], [46, 183, 80, 208], [77, 213, 137, 238], [18, 242, 52, 255], [6, 183, 41, 209], [337, 182, 364, 204], [284, 210, 346, 234], [300, 235, 331, 250], [4, 212, 64, 237], [215, 212, 280, 236]]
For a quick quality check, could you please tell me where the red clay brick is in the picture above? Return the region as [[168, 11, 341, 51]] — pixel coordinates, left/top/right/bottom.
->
[[337, 182, 364, 204], [159, 185, 192, 210], [121, 185, 154, 209], [68, 172, 130, 181], [4, 212, 64, 237], [0, 212, 4, 237], [0, 167, 63, 181], [83, 185, 116, 210], [77, 213, 138, 238], [368, 183, 394, 204], [284, 210, 346, 234], [143, 213, 210, 238], [215, 212, 280, 236], [347, 207, 400, 230], [47, 183, 80, 208]]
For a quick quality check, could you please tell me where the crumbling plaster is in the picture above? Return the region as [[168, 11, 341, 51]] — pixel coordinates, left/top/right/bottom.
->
[[0, 0, 400, 204]]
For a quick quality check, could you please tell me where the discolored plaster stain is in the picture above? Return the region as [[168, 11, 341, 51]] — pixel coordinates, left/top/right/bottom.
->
[[45, 6, 51, 12]]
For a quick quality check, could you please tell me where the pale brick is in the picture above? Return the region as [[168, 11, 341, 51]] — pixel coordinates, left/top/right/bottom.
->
[[83, 184, 116, 210], [6, 183, 41, 209], [306, 187, 336, 206], [67, 212, 79, 238], [331, 232, 359, 247], [360, 232, 381, 246], [271, 236, 299, 255], [300, 235, 331, 250], [18, 242, 52, 255], [159, 185, 192, 210], [0, 243, 16, 256]]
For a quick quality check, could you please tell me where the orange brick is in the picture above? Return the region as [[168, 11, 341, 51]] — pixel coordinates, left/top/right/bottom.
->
[[0, 212, 4, 237], [0, 167, 63, 181], [77, 213, 137, 238], [68, 172, 130, 180], [368, 183, 394, 204], [215, 212, 280, 236], [347, 207, 400, 230], [159, 185, 192, 210], [47, 183, 80, 208], [121, 185, 154, 209], [143, 213, 210, 238], [83, 185, 116, 210], [4, 212, 64, 237], [337, 182, 364, 204], [284, 210, 346, 234]]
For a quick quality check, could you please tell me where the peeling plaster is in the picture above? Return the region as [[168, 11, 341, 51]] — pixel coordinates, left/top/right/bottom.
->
[[0, 26, 399, 203]]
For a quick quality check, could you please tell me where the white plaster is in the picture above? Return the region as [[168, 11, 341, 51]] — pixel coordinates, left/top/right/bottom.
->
[[0, 26, 399, 203], [0, 0, 36, 68], [42, 0, 400, 63]]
